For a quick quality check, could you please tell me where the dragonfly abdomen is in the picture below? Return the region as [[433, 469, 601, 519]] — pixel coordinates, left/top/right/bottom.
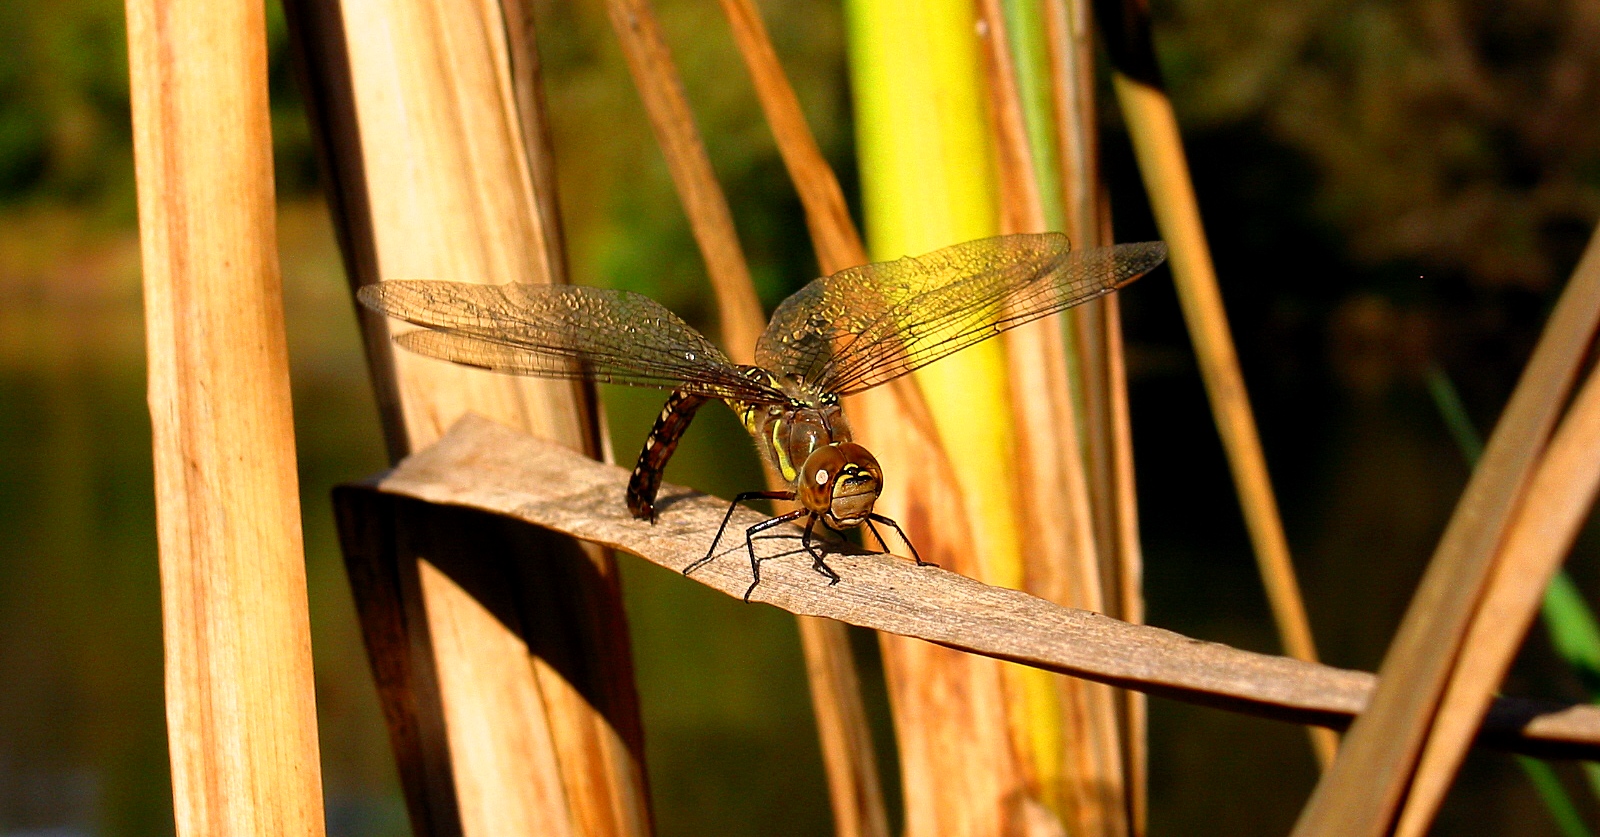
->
[[626, 388, 710, 521]]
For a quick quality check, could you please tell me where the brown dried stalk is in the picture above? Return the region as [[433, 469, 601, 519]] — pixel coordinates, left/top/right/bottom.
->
[[604, 0, 766, 345], [129, 1, 325, 832], [1113, 72, 1338, 767], [608, 3, 888, 835], [285, 0, 648, 833]]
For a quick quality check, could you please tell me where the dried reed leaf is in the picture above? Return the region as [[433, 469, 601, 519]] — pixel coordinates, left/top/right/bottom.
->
[[362, 414, 1600, 760], [503, 0, 571, 290], [1103, 292, 1148, 834], [1293, 225, 1600, 837], [718, 0, 865, 274], [129, 1, 325, 831], [1112, 71, 1338, 767], [1397, 350, 1600, 835]]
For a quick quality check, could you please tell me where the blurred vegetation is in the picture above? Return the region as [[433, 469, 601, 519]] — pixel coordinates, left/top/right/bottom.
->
[[1161, 0, 1600, 290], [1, 0, 1598, 835]]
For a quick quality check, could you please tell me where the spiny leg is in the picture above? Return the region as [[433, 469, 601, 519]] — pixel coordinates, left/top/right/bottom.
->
[[867, 512, 936, 567], [742, 509, 809, 601], [801, 514, 840, 586], [684, 489, 796, 577], [863, 519, 891, 552]]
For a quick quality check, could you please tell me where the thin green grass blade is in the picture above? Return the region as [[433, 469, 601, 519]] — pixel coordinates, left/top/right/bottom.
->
[[1544, 572, 1600, 696], [1516, 757, 1595, 837]]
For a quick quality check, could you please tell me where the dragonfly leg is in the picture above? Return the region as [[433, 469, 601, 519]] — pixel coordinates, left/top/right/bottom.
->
[[742, 509, 808, 601], [801, 514, 840, 586], [684, 489, 796, 578], [867, 513, 936, 567], [863, 519, 891, 552], [627, 389, 709, 521]]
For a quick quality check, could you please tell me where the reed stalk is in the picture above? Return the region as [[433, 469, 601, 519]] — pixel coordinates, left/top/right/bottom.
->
[[127, 0, 325, 832], [844, 0, 1135, 832], [1111, 71, 1338, 767], [287, 0, 649, 833], [605, 2, 891, 834], [1425, 367, 1598, 830], [712, 2, 899, 835], [980, 0, 1131, 832], [1039, 0, 1150, 825], [845, 0, 1030, 831]]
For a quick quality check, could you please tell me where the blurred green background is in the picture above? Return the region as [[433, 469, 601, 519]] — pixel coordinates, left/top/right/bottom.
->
[[2, 0, 1599, 834]]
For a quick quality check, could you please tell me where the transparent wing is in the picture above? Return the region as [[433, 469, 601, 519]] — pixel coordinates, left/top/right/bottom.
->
[[359, 281, 787, 403], [755, 234, 1166, 396]]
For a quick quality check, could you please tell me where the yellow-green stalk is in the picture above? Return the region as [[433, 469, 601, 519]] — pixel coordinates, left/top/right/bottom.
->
[[847, 0, 1021, 589], [846, 0, 1076, 823]]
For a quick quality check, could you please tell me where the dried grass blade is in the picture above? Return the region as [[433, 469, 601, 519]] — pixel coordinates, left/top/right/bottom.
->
[[1291, 226, 1600, 836], [502, 0, 571, 290], [129, 1, 326, 831], [363, 415, 1600, 761], [1427, 366, 1600, 830], [718, 0, 865, 273], [604, 0, 766, 349], [1111, 71, 1337, 766], [1397, 351, 1600, 835], [617, 3, 891, 833], [1103, 292, 1147, 834]]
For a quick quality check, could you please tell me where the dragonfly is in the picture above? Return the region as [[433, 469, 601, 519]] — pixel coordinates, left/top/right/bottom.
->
[[359, 232, 1166, 600]]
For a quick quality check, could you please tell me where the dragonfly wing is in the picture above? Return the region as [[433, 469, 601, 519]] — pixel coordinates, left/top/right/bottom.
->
[[360, 281, 786, 403], [756, 234, 1165, 396]]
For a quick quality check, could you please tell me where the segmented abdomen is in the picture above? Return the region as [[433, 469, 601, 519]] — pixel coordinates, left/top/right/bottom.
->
[[626, 388, 710, 521]]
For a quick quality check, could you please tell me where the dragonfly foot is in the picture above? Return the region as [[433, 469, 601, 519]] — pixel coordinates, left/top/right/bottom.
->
[[683, 549, 715, 577], [811, 556, 841, 586]]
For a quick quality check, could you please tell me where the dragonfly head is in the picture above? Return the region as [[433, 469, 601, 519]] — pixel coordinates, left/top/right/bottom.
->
[[798, 442, 882, 529]]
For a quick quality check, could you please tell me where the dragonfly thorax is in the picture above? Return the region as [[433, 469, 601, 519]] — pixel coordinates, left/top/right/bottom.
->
[[740, 395, 852, 481]]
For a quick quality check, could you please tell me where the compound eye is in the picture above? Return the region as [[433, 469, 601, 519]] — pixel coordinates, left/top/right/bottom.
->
[[797, 444, 848, 513]]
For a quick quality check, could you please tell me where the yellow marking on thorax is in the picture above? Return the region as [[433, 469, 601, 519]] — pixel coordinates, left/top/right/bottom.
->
[[736, 400, 800, 483], [769, 417, 797, 481]]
